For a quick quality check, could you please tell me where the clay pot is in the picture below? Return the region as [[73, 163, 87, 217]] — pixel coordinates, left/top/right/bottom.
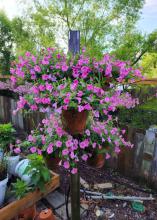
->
[[61, 109, 88, 135], [45, 157, 60, 172], [38, 209, 56, 220], [18, 204, 36, 220], [88, 153, 105, 168]]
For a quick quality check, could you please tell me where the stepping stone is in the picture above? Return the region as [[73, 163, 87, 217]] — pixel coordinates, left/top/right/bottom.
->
[[55, 203, 84, 220], [45, 190, 65, 209]]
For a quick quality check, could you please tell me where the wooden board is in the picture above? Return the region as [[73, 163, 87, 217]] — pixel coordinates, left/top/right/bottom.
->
[[0, 172, 60, 220]]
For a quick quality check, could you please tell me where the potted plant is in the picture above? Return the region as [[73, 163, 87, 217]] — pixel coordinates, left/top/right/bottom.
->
[[0, 159, 8, 206], [10, 48, 141, 173], [12, 179, 36, 220], [0, 123, 16, 160]]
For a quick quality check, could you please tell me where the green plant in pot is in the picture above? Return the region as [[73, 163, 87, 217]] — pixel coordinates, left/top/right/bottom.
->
[[0, 123, 16, 166], [0, 158, 8, 206], [12, 179, 36, 220], [16, 154, 51, 191]]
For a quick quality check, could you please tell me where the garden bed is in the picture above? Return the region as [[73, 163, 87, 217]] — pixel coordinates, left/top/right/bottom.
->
[[0, 171, 60, 220], [58, 163, 157, 220]]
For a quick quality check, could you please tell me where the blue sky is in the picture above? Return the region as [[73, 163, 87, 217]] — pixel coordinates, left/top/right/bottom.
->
[[137, 0, 157, 33], [0, 0, 157, 34]]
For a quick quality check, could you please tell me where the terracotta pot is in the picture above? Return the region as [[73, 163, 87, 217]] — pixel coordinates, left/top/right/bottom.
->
[[88, 153, 105, 168], [45, 157, 60, 172], [61, 109, 88, 135], [38, 209, 56, 220], [18, 204, 36, 220]]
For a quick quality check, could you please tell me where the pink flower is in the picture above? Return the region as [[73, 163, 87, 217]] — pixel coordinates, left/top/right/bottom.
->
[[37, 149, 42, 155], [87, 84, 93, 91], [105, 64, 112, 77], [63, 161, 70, 169], [10, 76, 16, 84], [78, 105, 84, 112], [92, 143, 97, 148], [115, 146, 120, 153], [42, 74, 49, 80], [81, 154, 88, 161], [25, 51, 31, 57], [62, 65, 68, 72], [34, 65, 41, 72], [46, 83, 53, 91], [62, 149, 69, 156], [14, 148, 21, 154], [56, 141, 62, 148], [77, 91, 83, 97], [64, 98, 70, 104], [85, 129, 90, 136], [84, 103, 91, 110], [105, 97, 110, 103], [39, 85, 45, 91], [70, 152, 75, 159], [66, 139, 73, 147], [71, 168, 78, 174], [30, 147, 37, 153], [30, 105, 38, 111], [105, 153, 111, 159], [47, 144, 53, 154], [28, 135, 36, 143]]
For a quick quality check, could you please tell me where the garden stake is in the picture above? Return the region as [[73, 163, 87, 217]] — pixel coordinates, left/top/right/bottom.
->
[[69, 30, 81, 220]]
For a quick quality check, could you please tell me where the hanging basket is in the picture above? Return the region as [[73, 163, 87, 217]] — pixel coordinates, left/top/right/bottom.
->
[[61, 109, 88, 135]]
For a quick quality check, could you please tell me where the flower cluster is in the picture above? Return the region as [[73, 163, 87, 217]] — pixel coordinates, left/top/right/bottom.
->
[[7, 48, 143, 172], [19, 113, 133, 173]]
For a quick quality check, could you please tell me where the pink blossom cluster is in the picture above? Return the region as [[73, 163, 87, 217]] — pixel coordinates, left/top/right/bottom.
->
[[7, 48, 144, 173], [21, 113, 133, 173]]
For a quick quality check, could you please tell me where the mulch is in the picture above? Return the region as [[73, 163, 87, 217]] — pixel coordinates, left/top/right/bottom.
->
[[58, 162, 157, 220]]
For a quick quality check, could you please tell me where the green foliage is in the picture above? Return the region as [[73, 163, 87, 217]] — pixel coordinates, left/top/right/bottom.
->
[[0, 11, 14, 75], [12, 179, 32, 199], [24, 154, 51, 191], [141, 52, 157, 78], [0, 123, 15, 151], [19, 0, 144, 58], [118, 98, 157, 130]]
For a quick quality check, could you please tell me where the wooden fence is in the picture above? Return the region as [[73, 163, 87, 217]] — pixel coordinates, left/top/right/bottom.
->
[[0, 94, 157, 188], [0, 95, 45, 134]]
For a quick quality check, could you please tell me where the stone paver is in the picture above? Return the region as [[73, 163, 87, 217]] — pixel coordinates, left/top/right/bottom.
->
[[45, 190, 65, 209]]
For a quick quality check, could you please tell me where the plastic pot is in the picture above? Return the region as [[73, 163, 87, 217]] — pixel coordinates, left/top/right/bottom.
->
[[39, 209, 56, 220], [7, 155, 20, 176], [15, 159, 31, 184], [0, 176, 8, 206], [61, 109, 88, 135]]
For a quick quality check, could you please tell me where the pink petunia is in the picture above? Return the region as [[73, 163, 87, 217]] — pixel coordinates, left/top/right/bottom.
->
[[30, 147, 37, 153], [63, 161, 70, 169], [56, 141, 62, 148], [71, 168, 78, 174]]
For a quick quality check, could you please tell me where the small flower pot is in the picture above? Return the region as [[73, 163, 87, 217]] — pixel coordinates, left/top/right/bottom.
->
[[15, 159, 31, 184], [7, 155, 20, 176], [61, 109, 88, 135], [87, 153, 105, 168], [0, 176, 8, 206], [39, 209, 56, 220], [18, 204, 36, 220], [45, 157, 60, 173]]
